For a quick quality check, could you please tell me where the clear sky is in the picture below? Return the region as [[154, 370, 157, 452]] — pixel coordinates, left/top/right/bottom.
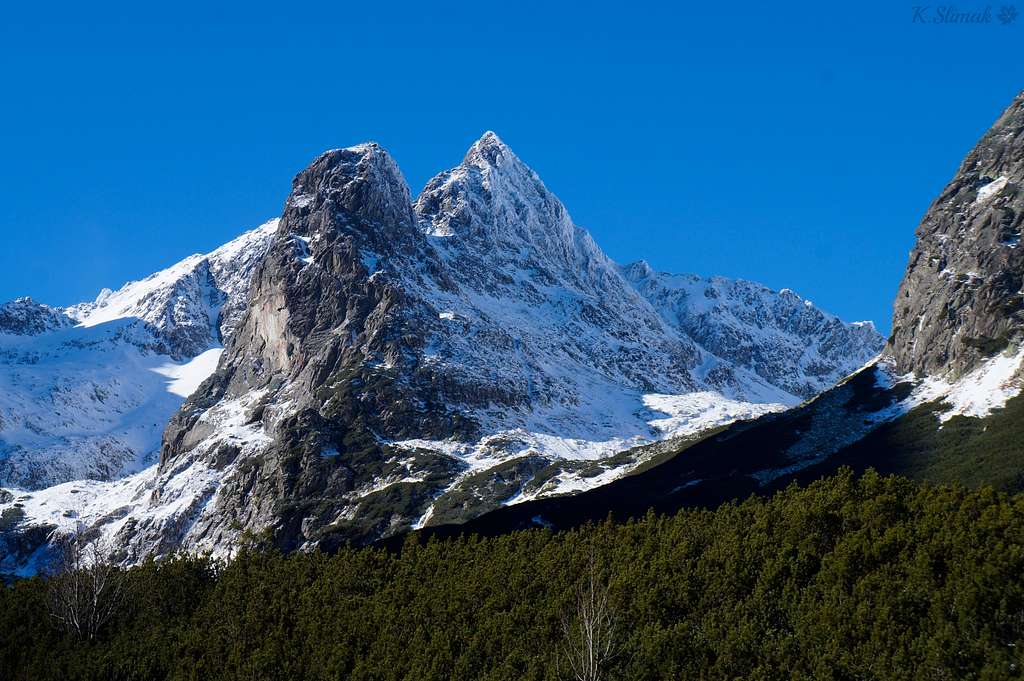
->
[[1, 1, 1020, 332]]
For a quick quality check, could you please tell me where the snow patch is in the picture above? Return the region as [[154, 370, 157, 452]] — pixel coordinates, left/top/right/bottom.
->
[[152, 348, 223, 398], [292, 234, 313, 265], [0, 323, 224, 488], [917, 346, 1024, 421], [391, 390, 785, 506], [975, 176, 1008, 205], [361, 251, 381, 274], [290, 193, 315, 209]]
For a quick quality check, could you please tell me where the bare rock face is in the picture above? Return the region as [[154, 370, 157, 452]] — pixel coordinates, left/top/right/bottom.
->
[[147, 144, 464, 555], [890, 91, 1024, 379]]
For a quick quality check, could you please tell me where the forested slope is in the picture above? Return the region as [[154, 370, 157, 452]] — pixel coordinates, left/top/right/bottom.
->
[[2, 469, 1022, 680]]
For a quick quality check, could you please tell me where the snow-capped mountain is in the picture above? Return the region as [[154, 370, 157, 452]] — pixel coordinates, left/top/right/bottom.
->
[[0, 134, 885, 573], [0, 221, 277, 491], [0, 132, 880, 568], [431, 91, 1024, 540], [5, 86, 1023, 576], [622, 262, 882, 401], [66, 221, 278, 360]]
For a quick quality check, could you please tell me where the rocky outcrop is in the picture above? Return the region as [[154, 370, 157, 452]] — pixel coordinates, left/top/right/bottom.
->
[[890, 91, 1024, 380]]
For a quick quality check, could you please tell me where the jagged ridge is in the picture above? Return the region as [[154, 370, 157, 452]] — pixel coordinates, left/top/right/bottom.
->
[[0, 221, 277, 491]]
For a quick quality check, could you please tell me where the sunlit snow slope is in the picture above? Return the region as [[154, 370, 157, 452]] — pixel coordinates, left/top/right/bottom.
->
[[0, 221, 277, 490]]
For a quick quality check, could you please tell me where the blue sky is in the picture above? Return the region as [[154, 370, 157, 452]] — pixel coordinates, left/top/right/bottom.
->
[[0, 1, 1020, 332]]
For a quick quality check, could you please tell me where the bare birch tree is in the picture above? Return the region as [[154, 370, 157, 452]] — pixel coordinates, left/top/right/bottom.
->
[[560, 552, 617, 681], [47, 529, 128, 641]]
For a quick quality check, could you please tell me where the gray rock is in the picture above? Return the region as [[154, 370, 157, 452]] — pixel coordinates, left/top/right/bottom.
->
[[889, 91, 1024, 379]]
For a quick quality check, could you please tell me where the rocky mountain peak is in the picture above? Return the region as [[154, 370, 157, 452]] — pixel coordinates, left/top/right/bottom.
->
[[621, 260, 657, 281], [621, 265, 886, 401], [456, 131, 551, 205], [889, 90, 1024, 380], [461, 130, 516, 169], [415, 132, 599, 289], [0, 297, 73, 336], [285, 142, 417, 251]]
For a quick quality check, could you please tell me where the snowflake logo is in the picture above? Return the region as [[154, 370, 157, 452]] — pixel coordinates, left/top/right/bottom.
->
[[998, 5, 1019, 23]]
